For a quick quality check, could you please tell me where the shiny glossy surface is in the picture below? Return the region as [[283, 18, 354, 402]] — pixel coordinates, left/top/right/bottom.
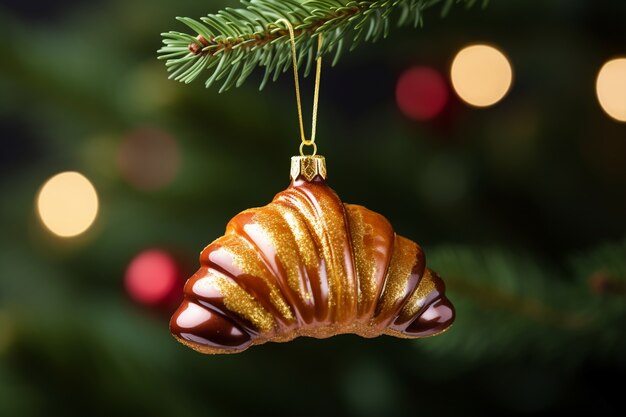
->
[[170, 175, 455, 354]]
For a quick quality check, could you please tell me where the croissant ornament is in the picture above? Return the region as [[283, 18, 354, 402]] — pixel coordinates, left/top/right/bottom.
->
[[171, 156, 455, 354]]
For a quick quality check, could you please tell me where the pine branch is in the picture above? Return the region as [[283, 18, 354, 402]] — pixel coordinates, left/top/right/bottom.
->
[[158, 0, 484, 92], [418, 244, 626, 364]]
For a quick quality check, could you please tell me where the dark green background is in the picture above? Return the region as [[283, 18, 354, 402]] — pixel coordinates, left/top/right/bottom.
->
[[1, 0, 625, 416]]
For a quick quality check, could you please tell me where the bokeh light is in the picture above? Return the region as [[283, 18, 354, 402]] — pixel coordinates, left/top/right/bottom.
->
[[117, 127, 180, 191], [450, 44, 513, 107], [125, 249, 179, 305], [396, 66, 449, 120], [596, 58, 626, 122], [36, 172, 99, 238]]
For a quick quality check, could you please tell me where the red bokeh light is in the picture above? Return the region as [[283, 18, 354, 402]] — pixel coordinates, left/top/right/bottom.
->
[[125, 249, 179, 305], [396, 66, 449, 121]]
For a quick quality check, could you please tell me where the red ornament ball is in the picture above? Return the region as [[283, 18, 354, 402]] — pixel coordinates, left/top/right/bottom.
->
[[125, 249, 179, 305], [396, 66, 449, 121]]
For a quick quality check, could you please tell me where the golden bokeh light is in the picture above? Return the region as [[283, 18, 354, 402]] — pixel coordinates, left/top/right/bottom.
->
[[450, 44, 513, 107], [37, 172, 99, 238], [596, 58, 626, 122]]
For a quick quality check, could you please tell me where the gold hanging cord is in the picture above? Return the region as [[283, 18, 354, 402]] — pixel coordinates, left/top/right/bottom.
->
[[278, 19, 323, 156]]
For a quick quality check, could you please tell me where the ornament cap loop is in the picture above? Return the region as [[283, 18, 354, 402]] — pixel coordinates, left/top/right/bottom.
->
[[299, 141, 318, 157], [290, 155, 327, 181]]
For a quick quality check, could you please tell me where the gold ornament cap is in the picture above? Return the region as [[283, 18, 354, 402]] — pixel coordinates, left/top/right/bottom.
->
[[290, 155, 327, 181]]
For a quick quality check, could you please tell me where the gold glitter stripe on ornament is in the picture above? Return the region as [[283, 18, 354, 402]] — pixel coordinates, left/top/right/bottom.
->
[[290, 155, 327, 181], [301, 185, 356, 323], [276, 203, 319, 274], [209, 273, 276, 332], [275, 201, 334, 323], [375, 236, 419, 323], [275, 187, 334, 313], [398, 268, 437, 321], [217, 234, 295, 322], [345, 205, 377, 309], [252, 206, 315, 306]]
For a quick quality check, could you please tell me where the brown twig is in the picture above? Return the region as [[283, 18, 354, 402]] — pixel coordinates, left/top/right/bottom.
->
[[186, 8, 357, 56], [446, 277, 591, 330]]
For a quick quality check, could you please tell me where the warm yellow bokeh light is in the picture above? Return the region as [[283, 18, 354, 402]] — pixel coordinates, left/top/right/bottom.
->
[[451, 44, 513, 107], [37, 172, 99, 238], [596, 58, 626, 122]]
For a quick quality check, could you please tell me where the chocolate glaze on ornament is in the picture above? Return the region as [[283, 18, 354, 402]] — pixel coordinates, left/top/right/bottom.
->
[[171, 158, 454, 354]]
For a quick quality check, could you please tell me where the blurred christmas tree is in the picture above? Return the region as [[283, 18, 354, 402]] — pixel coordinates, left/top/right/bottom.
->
[[1, 0, 625, 416]]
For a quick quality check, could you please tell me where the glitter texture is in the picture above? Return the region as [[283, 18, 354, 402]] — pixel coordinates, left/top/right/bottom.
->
[[374, 236, 420, 326], [253, 206, 315, 305], [212, 273, 276, 332], [345, 204, 394, 320], [207, 234, 295, 322], [400, 268, 437, 320]]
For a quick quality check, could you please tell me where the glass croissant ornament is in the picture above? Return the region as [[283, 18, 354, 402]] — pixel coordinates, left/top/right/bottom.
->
[[171, 156, 455, 354]]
